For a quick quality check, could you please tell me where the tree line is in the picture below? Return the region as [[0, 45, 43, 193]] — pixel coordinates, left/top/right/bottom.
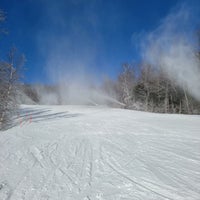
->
[[20, 61, 200, 115], [102, 62, 200, 114]]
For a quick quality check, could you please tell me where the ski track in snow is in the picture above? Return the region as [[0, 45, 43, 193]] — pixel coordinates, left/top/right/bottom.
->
[[0, 105, 200, 200]]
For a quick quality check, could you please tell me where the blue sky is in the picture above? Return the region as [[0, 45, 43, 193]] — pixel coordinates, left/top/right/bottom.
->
[[0, 0, 197, 84]]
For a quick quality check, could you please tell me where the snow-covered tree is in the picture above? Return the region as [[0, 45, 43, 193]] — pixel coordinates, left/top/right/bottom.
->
[[116, 64, 135, 108], [0, 48, 25, 130]]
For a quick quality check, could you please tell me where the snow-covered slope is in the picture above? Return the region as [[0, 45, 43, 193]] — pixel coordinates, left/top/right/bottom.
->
[[0, 105, 200, 200]]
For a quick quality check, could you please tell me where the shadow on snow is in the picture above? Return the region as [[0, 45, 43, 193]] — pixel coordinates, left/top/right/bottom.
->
[[2, 107, 82, 130]]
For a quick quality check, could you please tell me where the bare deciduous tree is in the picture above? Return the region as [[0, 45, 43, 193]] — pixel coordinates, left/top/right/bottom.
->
[[0, 48, 25, 130], [117, 64, 135, 108]]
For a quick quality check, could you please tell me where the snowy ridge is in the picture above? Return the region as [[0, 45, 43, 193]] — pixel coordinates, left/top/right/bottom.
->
[[0, 105, 200, 200]]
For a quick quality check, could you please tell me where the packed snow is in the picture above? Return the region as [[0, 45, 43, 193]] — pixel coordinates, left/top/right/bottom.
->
[[0, 105, 200, 200]]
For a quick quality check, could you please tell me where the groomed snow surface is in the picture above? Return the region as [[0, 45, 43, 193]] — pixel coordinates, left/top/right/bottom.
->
[[0, 105, 200, 200]]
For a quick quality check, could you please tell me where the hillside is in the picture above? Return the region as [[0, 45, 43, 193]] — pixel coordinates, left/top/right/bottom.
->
[[0, 105, 200, 200]]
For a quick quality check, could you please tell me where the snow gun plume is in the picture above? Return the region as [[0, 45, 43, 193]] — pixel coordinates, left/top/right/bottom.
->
[[140, 2, 200, 101]]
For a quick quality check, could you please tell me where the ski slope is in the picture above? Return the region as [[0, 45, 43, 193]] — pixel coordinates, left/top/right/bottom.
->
[[0, 105, 200, 200]]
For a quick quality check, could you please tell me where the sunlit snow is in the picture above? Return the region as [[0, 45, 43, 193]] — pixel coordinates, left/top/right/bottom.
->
[[0, 105, 200, 200]]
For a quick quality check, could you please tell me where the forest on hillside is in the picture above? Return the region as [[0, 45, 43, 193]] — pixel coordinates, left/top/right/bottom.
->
[[1, 8, 200, 130], [20, 58, 200, 115]]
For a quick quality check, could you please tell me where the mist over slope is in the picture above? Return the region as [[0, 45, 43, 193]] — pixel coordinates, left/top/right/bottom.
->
[[33, 2, 200, 109], [139, 3, 200, 101], [13, 1, 200, 116]]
